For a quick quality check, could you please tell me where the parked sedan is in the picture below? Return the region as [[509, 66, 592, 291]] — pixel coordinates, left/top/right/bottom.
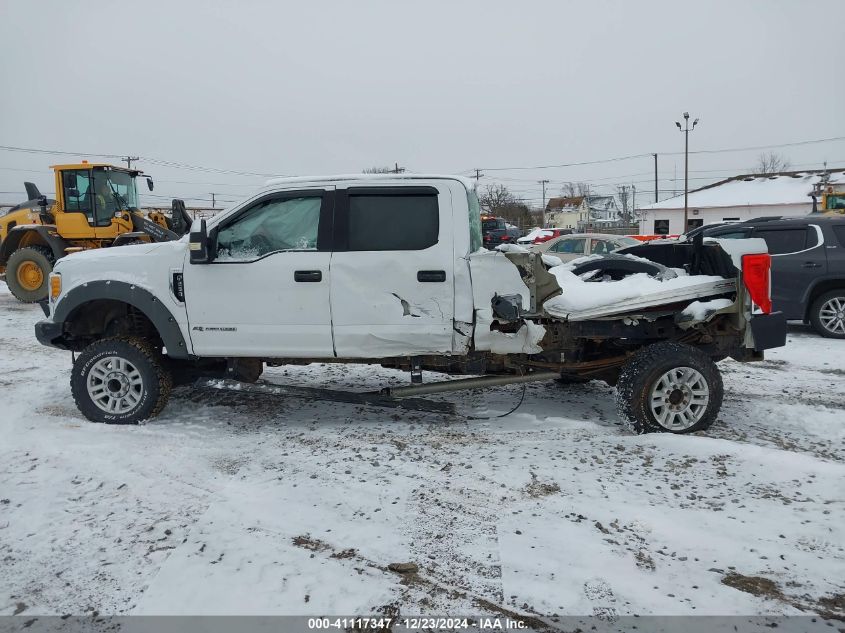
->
[[516, 227, 572, 245], [533, 233, 640, 261]]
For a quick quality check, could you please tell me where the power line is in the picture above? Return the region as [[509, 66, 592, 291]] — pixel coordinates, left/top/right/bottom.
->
[[0, 145, 288, 178], [474, 135, 845, 172], [482, 152, 653, 172]]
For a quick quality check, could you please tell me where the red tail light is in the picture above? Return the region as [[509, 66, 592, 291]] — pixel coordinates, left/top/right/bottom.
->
[[742, 253, 772, 314]]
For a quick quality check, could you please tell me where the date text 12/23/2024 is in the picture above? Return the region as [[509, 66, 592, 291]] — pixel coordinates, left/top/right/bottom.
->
[[307, 617, 528, 630]]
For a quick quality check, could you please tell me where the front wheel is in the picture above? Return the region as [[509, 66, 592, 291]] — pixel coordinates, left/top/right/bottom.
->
[[6, 245, 54, 302], [615, 341, 723, 434], [809, 290, 845, 338], [71, 337, 172, 424]]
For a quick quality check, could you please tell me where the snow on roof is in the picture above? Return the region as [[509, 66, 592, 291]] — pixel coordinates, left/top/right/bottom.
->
[[640, 170, 845, 211], [264, 173, 477, 191]]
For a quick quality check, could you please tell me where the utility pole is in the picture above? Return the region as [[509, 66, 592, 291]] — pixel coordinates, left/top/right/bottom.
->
[[538, 179, 549, 210], [675, 112, 699, 231], [474, 168, 485, 182], [618, 185, 629, 224], [391, 162, 405, 174], [632, 184, 636, 224], [538, 179, 549, 227], [122, 156, 139, 169], [210, 193, 216, 208], [653, 153, 658, 203]]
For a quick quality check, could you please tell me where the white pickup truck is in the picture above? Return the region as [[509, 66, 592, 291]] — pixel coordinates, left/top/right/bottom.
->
[[35, 174, 786, 432]]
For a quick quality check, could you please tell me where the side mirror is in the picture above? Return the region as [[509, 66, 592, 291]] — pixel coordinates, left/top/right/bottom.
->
[[189, 219, 216, 264], [146, 177, 154, 191]]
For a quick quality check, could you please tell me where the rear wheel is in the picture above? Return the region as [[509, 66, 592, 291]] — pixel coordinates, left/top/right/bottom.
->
[[809, 290, 845, 338], [615, 341, 723, 434], [6, 246, 54, 302], [71, 337, 172, 424]]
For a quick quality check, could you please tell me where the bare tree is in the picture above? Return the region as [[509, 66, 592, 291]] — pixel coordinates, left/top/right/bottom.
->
[[753, 152, 791, 175], [560, 182, 591, 198], [479, 184, 542, 229], [479, 184, 517, 213], [362, 166, 392, 174]]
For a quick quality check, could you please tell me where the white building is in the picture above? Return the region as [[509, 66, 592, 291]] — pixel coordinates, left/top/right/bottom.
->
[[637, 169, 845, 235]]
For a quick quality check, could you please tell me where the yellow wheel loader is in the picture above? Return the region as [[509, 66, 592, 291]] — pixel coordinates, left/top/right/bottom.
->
[[0, 162, 192, 302]]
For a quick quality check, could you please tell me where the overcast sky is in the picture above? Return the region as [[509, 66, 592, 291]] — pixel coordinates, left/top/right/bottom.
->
[[1, 0, 844, 208]]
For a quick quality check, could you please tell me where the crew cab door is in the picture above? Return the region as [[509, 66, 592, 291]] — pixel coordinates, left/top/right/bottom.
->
[[183, 188, 335, 357], [751, 223, 826, 319], [329, 184, 455, 357]]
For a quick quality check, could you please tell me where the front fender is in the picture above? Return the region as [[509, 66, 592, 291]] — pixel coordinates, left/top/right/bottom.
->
[[0, 225, 70, 265], [48, 280, 191, 359]]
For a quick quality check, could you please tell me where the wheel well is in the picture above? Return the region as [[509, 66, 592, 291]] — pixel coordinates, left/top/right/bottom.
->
[[805, 281, 845, 321], [64, 300, 162, 350], [19, 231, 49, 249], [0, 230, 49, 265]]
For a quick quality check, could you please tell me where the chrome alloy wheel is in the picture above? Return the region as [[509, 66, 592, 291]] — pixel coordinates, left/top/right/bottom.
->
[[86, 356, 144, 414], [818, 296, 845, 335], [649, 366, 710, 430]]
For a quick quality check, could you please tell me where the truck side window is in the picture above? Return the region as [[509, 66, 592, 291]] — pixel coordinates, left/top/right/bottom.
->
[[216, 196, 322, 260], [347, 194, 438, 251], [753, 228, 808, 255]]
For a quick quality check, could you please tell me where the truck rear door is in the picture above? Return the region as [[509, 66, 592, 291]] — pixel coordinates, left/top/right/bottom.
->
[[329, 184, 455, 357]]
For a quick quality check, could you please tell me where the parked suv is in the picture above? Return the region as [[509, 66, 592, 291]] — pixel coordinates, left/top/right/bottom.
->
[[481, 216, 521, 248], [700, 216, 845, 338]]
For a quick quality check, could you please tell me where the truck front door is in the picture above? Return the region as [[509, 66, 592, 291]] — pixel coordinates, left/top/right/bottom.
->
[[329, 185, 455, 357], [183, 188, 335, 357]]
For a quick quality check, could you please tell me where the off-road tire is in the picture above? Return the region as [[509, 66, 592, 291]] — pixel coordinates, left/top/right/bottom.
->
[[809, 289, 845, 339], [6, 245, 54, 302], [71, 337, 172, 424], [615, 341, 723, 434]]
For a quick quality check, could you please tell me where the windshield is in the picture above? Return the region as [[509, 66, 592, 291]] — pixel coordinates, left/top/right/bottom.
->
[[482, 218, 505, 231], [92, 169, 139, 214]]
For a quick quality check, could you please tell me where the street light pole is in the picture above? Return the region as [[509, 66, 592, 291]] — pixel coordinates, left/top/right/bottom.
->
[[675, 112, 698, 232]]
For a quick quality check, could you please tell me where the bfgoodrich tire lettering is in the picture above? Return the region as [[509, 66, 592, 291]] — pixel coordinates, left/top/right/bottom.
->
[[71, 337, 172, 424], [615, 341, 723, 434]]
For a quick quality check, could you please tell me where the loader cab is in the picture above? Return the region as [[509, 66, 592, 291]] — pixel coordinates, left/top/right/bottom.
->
[[52, 163, 144, 239], [822, 190, 845, 214]]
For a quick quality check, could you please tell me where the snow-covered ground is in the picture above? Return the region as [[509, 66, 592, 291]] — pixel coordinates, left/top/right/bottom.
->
[[1, 285, 843, 621]]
